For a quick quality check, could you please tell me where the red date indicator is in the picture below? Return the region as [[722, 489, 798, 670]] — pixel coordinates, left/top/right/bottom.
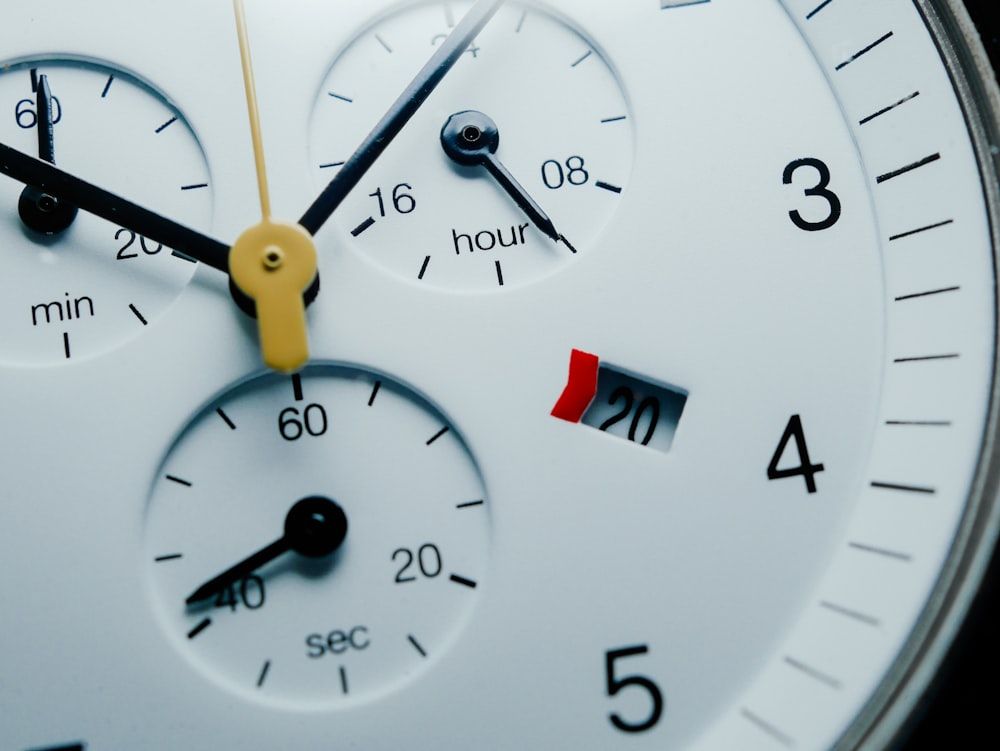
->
[[552, 349, 687, 453]]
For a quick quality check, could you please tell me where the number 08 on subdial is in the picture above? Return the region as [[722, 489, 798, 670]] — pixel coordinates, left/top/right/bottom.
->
[[144, 366, 490, 707], [310, 1, 633, 291], [0, 60, 211, 366]]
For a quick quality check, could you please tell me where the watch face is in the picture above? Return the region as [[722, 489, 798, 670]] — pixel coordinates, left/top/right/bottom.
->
[[1, 1, 998, 750]]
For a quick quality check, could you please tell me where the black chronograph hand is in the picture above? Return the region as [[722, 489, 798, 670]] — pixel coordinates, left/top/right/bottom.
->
[[185, 496, 348, 606], [441, 109, 570, 246], [18, 73, 79, 235], [35, 73, 56, 164], [1, 141, 230, 271], [297, 0, 505, 236]]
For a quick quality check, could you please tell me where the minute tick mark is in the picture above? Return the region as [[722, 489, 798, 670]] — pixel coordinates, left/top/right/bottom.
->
[[427, 426, 450, 445], [783, 655, 842, 690], [859, 91, 920, 125], [515, 9, 527, 32], [257, 660, 271, 688], [216, 408, 237, 430], [661, 0, 711, 7], [889, 219, 954, 241], [155, 116, 178, 134], [835, 31, 894, 71], [894, 286, 960, 302], [352, 216, 376, 237], [885, 420, 952, 427], [820, 600, 881, 627], [187, 618, 212, 639], [870, 481, 936, 495], [805, 0, 834, 19], [741, 708, 795, 749], [129, 303, 148, 326], [848, 541, 913, 562], [894, 353, 959, 364], [876, 153, 941, 184], [408, 634, 428, 657]]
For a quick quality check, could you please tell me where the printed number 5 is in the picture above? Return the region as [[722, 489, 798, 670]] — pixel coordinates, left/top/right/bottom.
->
[[605, 645, 664, 733]]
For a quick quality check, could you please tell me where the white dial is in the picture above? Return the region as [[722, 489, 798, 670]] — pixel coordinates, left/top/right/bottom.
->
[[0, 60, 212, 365], [145, 365, 490, 708], [309, 1, 633, 291], [0, 1, 998, 750]]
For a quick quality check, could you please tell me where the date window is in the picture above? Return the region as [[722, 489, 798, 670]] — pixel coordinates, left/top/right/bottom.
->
[[552, 350, 687, 453]]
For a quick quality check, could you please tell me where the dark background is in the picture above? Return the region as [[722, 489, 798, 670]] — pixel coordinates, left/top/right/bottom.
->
[[896, 2, 999, 748]]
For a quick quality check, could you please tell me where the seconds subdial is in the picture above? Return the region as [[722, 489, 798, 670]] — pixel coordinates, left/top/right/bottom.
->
[[310, 1, 633, 291], [145, 365, 490, 708]]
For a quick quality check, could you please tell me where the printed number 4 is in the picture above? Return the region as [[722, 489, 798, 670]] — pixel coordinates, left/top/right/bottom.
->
[[767, 414, 825, 494]]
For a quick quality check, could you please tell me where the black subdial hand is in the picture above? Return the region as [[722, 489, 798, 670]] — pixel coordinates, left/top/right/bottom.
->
[[441, 110, 573, 250], [1, 142, 230, 271], [18, 74, 78, 235], [298, 0, 504, 236], [185, 496, 348, 606], [35, 73, 56, 164]]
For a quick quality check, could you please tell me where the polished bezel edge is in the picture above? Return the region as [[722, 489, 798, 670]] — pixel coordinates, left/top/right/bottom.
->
[[832, 1, 1000, 749]]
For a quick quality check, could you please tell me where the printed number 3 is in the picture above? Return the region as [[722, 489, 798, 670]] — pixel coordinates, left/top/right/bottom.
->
[[784, 157, 842, 232]]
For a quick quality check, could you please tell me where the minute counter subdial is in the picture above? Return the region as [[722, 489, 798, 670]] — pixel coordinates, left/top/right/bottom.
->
[[0, 60, 212, 365]]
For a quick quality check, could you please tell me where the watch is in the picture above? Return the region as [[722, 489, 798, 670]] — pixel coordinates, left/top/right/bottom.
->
[[1, 1, 998, 749]]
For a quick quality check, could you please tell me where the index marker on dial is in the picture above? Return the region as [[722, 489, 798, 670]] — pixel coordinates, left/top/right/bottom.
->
[[229, 0, 318, 373]]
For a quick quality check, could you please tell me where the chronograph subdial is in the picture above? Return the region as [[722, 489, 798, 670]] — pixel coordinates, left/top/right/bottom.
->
[[145, 365, 490, 708], [0, 60, 212, 366], [309, 1, 633, 291]]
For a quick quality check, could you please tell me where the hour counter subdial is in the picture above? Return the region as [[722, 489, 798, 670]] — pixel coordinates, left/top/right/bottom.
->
[[310, 1, 633, 291], [145, 366, 490, 707], [0, 61, 212, 365]]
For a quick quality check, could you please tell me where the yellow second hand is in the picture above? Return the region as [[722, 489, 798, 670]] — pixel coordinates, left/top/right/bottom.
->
[[234, 0, 272, 221], [229, 0, 317, 373]]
